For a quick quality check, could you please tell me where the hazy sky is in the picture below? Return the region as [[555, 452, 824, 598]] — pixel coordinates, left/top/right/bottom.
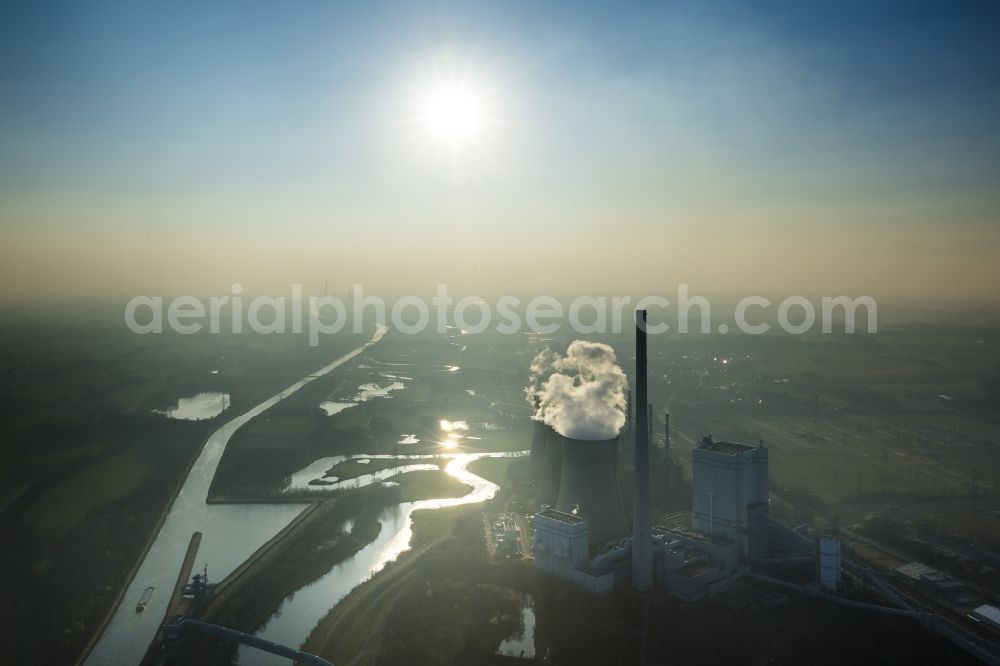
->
[[2, 1, 999, 300]]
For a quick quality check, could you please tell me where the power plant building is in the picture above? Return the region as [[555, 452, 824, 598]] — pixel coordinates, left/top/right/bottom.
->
[[529, 325, 774, 602], [533, 430, 773, 600], [691, 435, 769, 560], [533, 506, 616, 595], [533, 507, 589, 578]]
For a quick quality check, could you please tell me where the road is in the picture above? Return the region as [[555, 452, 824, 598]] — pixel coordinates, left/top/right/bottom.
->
[[514, 512, 533, 559]]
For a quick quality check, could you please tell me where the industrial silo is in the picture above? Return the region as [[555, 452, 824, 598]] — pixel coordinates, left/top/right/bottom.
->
[[555, 434, 628, 552], [818, 536, 841, 592]]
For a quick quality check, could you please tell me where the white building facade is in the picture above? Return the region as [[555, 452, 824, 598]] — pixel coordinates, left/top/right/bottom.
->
[[534, 506, 589, 579], [533, 506, 616, 595], [691, 436, 769, 560]]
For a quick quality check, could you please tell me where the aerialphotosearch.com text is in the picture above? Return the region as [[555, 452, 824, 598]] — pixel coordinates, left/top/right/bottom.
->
[[124, 283, 877, 346]]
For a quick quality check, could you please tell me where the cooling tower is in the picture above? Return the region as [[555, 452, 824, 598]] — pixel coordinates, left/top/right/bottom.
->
[[528, 418, 548, 482], [536, 424, 562, 507], [555, 434, 628, 552]]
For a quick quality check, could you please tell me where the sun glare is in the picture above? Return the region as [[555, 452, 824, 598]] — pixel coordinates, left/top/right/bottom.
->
[[420, 85, 486, 144], [410, 61, 497, 158]]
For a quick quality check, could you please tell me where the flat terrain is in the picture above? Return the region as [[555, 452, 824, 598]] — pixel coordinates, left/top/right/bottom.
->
[[641, 324, 1000, 545], [212, 326, 533, 500], [302, 504, 529, 665], [0, 302, 367, 663], [3, 301, 1000, 663]]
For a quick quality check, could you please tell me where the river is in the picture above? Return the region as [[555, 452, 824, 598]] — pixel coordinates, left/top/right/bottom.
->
[[239, 452, 522, 665], [84, 325, 522, 665], [84, 326, 388, 665]]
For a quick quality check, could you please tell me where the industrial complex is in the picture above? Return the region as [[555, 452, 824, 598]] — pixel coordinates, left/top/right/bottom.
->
[[530, 310, 798, 601], [532, 429, 783, 603], [528, 311, 1000, 665]]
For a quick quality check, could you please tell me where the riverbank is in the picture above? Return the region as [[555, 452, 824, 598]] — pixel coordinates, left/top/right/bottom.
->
[[301, 504, 479, 664], [74, 423, 214, 665], [185, 489, 392, 664], [167, 467, 477, 664], [0, 307, 374, 664], [207, 466, 474, 505], [303, 503, 532, 665], [81, 325, 387, 666]]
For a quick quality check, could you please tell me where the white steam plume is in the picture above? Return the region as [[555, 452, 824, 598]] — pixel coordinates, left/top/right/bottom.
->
[[525, 349, 557, 414], [528, 341, 627, 440]]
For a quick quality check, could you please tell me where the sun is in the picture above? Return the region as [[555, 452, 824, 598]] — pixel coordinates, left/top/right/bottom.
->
[[419, 84, 486, 146], [409, 60, 497, 158]]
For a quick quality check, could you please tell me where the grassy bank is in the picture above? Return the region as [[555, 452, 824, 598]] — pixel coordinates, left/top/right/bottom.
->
[[303, 504, 534, 665], [178, 469, 475, 664], [185, 488, 391, 664]]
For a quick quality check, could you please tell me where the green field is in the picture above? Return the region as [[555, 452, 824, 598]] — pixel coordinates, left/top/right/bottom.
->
[[26, 450, 145, 531], [467, 457, 512, 487]]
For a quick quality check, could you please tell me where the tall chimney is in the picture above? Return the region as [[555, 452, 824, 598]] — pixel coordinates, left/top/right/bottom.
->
[[664, 413, 670, 456], [632, 310, 653, 591], [648, 404, 655, 445]]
